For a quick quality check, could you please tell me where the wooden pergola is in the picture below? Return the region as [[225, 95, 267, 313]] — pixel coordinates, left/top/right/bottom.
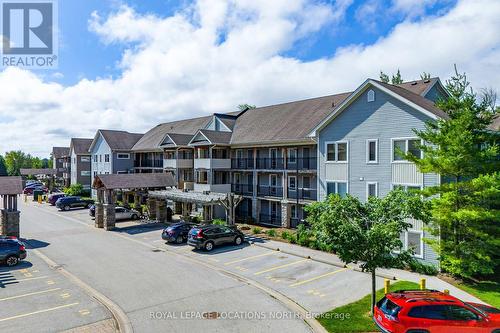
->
[[20, 168, 57, 191], [0, 176, 23, 237]]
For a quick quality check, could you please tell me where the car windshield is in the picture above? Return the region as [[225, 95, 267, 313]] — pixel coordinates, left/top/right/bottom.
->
[[377, 297, 401, 316]]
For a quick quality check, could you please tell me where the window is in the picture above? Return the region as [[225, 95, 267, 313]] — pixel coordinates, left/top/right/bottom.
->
[[408, 305, 447, 320], [303, 176, 310, 189], [116, 171, 127, 174], [393, 184, 422, 192], [99, 155, 102, 163], [105, 154, 110, 162], [326, 182, 347, 197], [289, 176, 296, 189], [288, 148, 297, 163], [393, 138, 422, 161], [81, 171, 91, 176], [366, 139, 378, 163], [446, 306, 479, 321], [291, 205, 297, 218], [93, 171, 97, 177], [367, 89, 375, 102], [117, 153, 130, 159], [326, 142, 348, 162], [81, 156, 90, 163], [94, 155, 98, 163], [367, 182, 378, 199], [399, 230, 423, 258]]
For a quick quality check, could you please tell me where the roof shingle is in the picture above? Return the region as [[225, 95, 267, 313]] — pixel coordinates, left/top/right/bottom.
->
[[0, 176, 23, 195], [70, 138, 93, 155], [100, 130, 143, 151]]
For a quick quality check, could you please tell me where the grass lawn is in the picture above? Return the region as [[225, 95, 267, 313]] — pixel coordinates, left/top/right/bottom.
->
[[317, 281, 419, 333], [454, 280, 500, 308]]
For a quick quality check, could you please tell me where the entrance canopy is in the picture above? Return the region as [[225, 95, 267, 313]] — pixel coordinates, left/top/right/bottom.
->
[[149, 189, 232, 204], [93, 173, 176, 190], [20, 168, 57, 176]]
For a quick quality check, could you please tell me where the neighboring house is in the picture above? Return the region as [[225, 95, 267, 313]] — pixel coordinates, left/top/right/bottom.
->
[[52, 147, 70, 186], [69, 138, 93, 190], [88, 130, 143, 197]]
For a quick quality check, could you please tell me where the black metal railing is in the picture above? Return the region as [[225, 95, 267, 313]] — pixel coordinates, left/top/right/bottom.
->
[[259, 214, 282, 226], [257, 186, 283, 197], [256, 158, 285, 170], [286, 157, 317, 170], [287, 188, 317, 200], [231, 158, 254, 169], [134, 159, 163, 168], [231, 184, 253, 195]]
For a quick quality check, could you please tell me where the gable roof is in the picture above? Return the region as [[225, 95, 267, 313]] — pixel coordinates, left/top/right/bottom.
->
[[198, 129, 232, 145], [52, 147, 70, 158], [132, 116, 212, 152], [160, 133, 194, 148], [70, 138, 93, 155], [90, 130, 143, 153], [309, 79, 449, 137], [395, 77, 440, 96], [0, 176, 23, 195], [490, 116, 500, 131]]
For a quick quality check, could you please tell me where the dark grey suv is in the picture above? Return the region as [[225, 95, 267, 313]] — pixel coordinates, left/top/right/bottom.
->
[[0, 238, 27, 266], [187, 225, 245, 251]]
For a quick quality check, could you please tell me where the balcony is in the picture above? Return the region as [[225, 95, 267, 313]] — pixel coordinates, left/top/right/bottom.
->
[[259, 213, 282, 226], [194, 158, 231, 169], [231, 158, 254, 169], [257, 186, 283, 197], [286, 157, 317, 171], [231, 184, 253, 195], [256, 158, 284, 170], [194, 183, 231, 193], [287, 188, 317, 201], [164, 158, 193, 169], [134, 159, 163, 168]]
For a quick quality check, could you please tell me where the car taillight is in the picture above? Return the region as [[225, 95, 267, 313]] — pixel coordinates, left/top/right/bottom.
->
[[195, 230, 204, 239], [19, 245, 25, 251]]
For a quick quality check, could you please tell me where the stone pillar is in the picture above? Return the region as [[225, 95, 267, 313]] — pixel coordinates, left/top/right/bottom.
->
[[1, 210, 20, 238], [147, 198, 157, 220], [133, 193, 141, 211], [203, 205, 210, 223], [95, 203, 104, 228], [103, 204, 116, 231], [156, 200, 166, 223], [281, 202, 290, 228], [253, 199, 260, 223], [174, 202, 182, 215], [181, 202, 189, 218]]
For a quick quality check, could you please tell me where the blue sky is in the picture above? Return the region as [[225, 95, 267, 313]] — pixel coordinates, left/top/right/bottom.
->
[[55, 0, 457, 85]]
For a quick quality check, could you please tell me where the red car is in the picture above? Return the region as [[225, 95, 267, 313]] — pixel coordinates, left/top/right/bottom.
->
[[23, 186, 48, 195], [374, 289, 500, 333]]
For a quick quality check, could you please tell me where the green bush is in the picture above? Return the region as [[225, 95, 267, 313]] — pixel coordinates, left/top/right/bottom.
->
[[281, 230, 290, 240], [63, 183, 89, 197], [252, 227, 262, 234], [408, 259, 438, 276], [296, 224, 313, 247], [266, 229, 276, 237], [212, 219, 226, 225]]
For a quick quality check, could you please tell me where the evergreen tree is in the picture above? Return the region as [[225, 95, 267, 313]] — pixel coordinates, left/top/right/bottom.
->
[[391, 69, 403, 84], [379, 71, 390, 83], [0, 155, 7, 176], [421, 72, 432, 80]]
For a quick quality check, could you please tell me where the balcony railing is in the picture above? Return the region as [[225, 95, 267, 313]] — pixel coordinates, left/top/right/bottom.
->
[[286, 157, 317, 170], [257, 186, 283, 197], [231, 158, 254, 169], [231, 184, 253, 195], [134, 160, 163, 168], [287, 188, 317, 200], [259, 213, 282, 226], [256, 158, 284, 170]]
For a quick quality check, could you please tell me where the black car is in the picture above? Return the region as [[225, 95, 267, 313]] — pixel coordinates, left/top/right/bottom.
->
[[56, 196, 94, 211], [0, 238, 27, 266], [162, 222, 196, 244], [187, 225, 245, 251]]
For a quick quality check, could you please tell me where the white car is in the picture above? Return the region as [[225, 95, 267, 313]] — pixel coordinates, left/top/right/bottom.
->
[[115, 207, 141, 220]]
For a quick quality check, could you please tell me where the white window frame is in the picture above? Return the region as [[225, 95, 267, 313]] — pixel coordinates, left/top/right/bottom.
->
[[392, 184, 423, 191], [288, 176, 297, 189], [366, 182, 378, 200], [81, 170, 91, 177], [81, 156, 90, 163], [367, 89, 375, 102], [391, 137, 422, 163], [117, 153, 130, 160], [399, 230, 424, 259], [366, 139, 378, 164], [291, 204, 297, 218], [325, 141, 348, 163], [326, 181, 348, 196], [288, 148, 297, 163]]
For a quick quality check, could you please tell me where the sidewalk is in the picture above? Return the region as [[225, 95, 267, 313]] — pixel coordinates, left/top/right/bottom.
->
[[246, 236, 486, 305]]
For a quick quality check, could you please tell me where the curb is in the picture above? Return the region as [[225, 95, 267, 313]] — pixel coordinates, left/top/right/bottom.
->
[[30, 248, 133, 333]]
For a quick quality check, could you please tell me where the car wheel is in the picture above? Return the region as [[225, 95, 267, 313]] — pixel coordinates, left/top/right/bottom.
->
[[204, 241, 214, 252], [64, 205, 70, 211], [175, 236, 183, 244], [6, 255, 19, 267], [234, 236, 243, 245], [131, 214, 138, 220]]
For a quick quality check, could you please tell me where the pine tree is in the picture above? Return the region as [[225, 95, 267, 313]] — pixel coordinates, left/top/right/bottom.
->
[[391, 69, 403, 84]]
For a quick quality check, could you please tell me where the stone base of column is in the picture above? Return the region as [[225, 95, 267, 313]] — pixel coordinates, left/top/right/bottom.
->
[[156, 200, 166, 223], [103, 204, 116, 231], [1, 210, 20, 238], [253, 199, 260, 223], [281, 202, 290, 228], [147, 198, 157, 220], [95, 203, 104, 228]]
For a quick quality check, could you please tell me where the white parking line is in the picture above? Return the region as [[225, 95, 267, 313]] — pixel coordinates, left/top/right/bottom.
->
[[0, 302, 79, 322], [0, 288, 61, 302]]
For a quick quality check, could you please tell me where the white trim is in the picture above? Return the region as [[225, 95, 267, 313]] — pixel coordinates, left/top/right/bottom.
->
[[405, 230, 424, 259], [324, 140, 348, 163], [188, 130, 212, 146], [325, 181, 349, 196], [308, 79, 440, 137], [116, 153, 130, 159], [366, 139, 378, 164], [366, 182, 378, 200], [367, 89, 375, 102], [391, 137, 422, 163]]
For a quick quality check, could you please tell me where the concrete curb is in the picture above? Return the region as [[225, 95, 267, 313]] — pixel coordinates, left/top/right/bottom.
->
[[30, 248, 133, 333], [250, 241, 397, 281]]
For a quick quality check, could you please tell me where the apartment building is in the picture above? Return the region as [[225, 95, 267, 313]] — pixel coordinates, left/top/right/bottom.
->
[[52, 147, 70, 187], [69, 138, 93, 189]]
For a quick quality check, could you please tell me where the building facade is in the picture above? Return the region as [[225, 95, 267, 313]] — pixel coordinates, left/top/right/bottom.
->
[[69, 138, 93, 190], [52, 147, 70, 187]]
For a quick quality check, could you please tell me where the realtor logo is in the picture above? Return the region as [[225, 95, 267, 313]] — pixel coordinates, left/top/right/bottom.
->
[[1, 0, 58, 68]]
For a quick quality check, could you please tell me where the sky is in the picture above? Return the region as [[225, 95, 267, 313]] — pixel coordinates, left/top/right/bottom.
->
[[0, 0, 499, 157]]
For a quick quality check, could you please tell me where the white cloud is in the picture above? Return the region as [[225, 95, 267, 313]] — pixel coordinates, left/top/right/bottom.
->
[[0, 0, 498, 157]]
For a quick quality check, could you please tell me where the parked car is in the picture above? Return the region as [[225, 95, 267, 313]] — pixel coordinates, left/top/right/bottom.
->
[[162, 222, 196, 244], [89, 205, 140, 220], [23, 186, 48, 195], [187, 225, 245, 251], [373, 289, 500, 333], [48, 193, 66, 205], [0, 238, 27, 266], [56, 196, 94, 211], [26, 180, 43, 186]]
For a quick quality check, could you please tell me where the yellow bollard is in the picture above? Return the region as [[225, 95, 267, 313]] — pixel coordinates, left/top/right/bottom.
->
[[24, 194, 27, 203], [384, 279, 390, 294], [420, 278, 426, 290], [443, 289, 450, 295], [38, 195, 42, 204]]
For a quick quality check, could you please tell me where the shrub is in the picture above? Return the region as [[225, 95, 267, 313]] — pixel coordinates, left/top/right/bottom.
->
[[212, 219, 226, 225], [64, 183, 88, 197], [252, 227, 262, 234], [296, 224, 314, 247], [281, 231, 290, 240], [266, 229, 276, 237], [408, 259, 438, 276]]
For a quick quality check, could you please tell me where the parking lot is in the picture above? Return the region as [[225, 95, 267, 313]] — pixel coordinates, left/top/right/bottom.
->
[[0, 247, 113, 333], [34, 201, 384, 315]]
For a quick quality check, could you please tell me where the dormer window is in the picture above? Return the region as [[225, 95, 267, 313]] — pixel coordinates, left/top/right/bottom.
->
[[367, 89, 375, 102]]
